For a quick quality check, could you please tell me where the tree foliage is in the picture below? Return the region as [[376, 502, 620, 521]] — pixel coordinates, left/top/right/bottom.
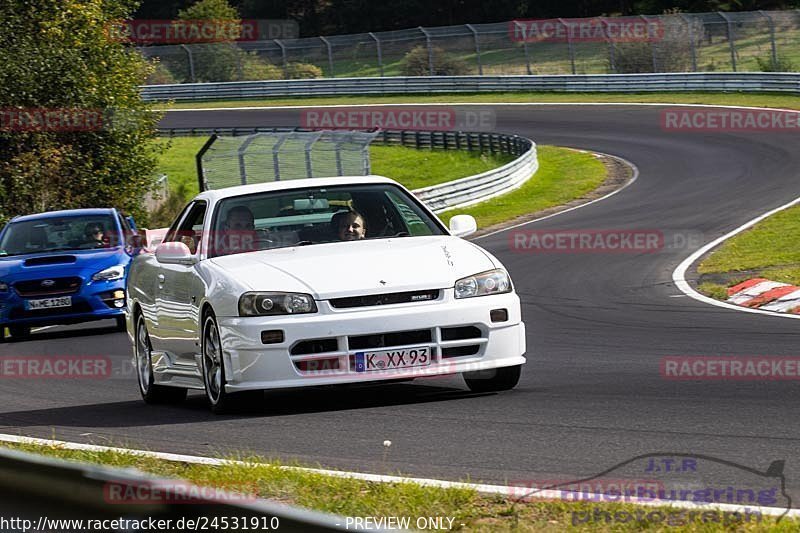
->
[[0, 0, 162, 225], [135, 0, 800, 35]]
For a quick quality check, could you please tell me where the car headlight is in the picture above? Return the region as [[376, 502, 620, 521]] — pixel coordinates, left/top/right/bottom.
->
[[454, 269, 512, 299], [92, 265, 125, 281], [238, 292, 317, 316], [0, 282, 7, 292]]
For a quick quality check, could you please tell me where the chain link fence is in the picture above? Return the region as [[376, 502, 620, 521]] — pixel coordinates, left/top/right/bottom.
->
[[138, 10, 800, 84], [198, 131, 378, 191]]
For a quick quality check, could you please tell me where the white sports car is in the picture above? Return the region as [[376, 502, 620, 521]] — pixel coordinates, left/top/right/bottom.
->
[[126, 175, 526, 413]]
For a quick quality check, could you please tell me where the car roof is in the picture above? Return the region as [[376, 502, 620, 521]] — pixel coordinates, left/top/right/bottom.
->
[[195, 175, 401, 203], [10, 208, 118, 223]]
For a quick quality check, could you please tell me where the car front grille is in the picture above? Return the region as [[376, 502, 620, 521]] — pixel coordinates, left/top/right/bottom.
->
[[13, 277, 83, 297], [330, 290, 439, 309], [289, 325, 487, 375]]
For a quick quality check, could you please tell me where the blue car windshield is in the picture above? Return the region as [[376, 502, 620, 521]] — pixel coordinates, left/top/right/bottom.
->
[[0, 215, 119, 257]]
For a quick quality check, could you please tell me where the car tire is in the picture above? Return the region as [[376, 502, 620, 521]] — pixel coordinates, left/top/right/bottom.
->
[[8, 325, 30, 341], [135, 314, 187, 404], [201, 312, 262, 414], [463, 365, 521, 393]]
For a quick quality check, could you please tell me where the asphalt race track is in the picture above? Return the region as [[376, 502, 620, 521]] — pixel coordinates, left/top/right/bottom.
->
[[3, 104, 800, 496]]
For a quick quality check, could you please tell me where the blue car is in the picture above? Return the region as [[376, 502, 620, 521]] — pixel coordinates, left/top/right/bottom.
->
[[0, 208, 141, 341]]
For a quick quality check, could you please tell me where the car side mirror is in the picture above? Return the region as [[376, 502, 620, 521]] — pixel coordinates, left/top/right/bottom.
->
[[155, 241, 196, 265], [449, 215, 477, 238]]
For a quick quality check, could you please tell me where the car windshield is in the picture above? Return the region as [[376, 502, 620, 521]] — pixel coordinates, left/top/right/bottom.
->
[[209, 183, 446, 258], [0, 215, 119, 257]]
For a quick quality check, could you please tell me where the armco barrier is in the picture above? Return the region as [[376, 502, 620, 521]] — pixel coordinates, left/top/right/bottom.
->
[[159, 127, 538, 213], [142, 73, 800, 101], [0, 447, 348, 531]]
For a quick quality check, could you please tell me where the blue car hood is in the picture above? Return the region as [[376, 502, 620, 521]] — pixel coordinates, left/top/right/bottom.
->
[[0, 248, 128, 280]]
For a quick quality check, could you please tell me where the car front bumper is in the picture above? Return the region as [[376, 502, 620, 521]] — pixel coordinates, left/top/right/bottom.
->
[[0, 279, 127, 327], [214, 291, 526, 391]]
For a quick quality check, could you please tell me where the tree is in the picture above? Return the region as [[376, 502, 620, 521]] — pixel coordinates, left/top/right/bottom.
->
[[0, 0, 162, 225]]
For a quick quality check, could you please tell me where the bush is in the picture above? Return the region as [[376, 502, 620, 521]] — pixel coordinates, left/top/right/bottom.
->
[[240, 54, 283, 80], [755, 54, 795, 72], [146, 61, 178, 85], [401, 45, 469, 76], [611, 40, 692, 73], [0, 0, 162, 226], [285, 62, 324, 79]]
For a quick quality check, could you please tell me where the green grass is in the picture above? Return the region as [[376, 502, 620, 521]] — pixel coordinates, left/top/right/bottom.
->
[[156, 138, 514, 199], [370, 145, 514, 191], [698, 204, 800, 288], [161, 91, 800, 111], [441, 146, 607, 230], [1, 442, 794, 531]]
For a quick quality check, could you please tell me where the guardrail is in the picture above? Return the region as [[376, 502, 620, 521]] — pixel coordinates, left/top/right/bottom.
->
[[159, 127, 538, 213], [142, 73, 800, 101], [0, 447, 349, 531]]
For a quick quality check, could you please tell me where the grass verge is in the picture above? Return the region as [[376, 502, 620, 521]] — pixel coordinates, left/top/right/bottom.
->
[[697, 204, 800, 298], [440, 146, 608, 231], [0, 441, 791, 531], [161, 92, 800, 111]]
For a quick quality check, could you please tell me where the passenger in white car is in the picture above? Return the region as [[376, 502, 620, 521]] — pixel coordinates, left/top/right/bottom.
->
[[332, 210, 367, 241]]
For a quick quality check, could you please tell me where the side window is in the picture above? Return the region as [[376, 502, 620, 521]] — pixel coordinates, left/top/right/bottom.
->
[[166, 202, 207, 255], [385, 191, 434, 236], [118, 213, 133, 246], [164, 203, 194, 244]]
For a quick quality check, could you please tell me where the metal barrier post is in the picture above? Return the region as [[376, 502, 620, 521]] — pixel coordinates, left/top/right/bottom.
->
[[272, 136, 287, 181], [759, 11, 778, 69], [513, 21, 532, 75], [369, 32, 384, 77], [600, 17, 616, 73], [274, 39, 288, 77], [718, 12, 737, 71], [466, 24, 482, 75], [419, 27, 435, 75], [319, 36, 334, 77], [558, 18, 576, 74], [679, 13, 698, 72], [179, 44, 195, 82], [640, 15, 658, 72]]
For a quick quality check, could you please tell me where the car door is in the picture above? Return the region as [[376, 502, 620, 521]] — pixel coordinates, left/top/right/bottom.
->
[[155, 201, 206, 363]]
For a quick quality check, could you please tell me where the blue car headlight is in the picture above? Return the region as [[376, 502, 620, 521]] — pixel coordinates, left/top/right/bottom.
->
[[0, 282, 7, 292], [92, 265, 125, 282]]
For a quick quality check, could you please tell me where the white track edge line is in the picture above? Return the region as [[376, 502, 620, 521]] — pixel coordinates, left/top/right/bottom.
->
[[0, 433, 795, 519], [672, 195, 800, 319], [159, 102, 800, 113], [474, 151, 639, 240]]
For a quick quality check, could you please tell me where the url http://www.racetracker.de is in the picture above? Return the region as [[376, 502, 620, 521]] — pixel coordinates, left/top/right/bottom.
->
[[0, 515, 281, 532]]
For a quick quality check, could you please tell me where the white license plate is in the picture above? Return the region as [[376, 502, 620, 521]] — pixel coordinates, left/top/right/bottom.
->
[[354, 346, 431, 372], [26, 296, 72, 310]]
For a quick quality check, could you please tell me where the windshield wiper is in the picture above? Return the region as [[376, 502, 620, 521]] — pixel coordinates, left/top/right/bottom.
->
[[294, 240, 314, 246]]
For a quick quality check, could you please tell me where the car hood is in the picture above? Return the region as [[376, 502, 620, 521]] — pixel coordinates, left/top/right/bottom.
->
[[0, 248, 126, 279], [207, 236, 496, 299]]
